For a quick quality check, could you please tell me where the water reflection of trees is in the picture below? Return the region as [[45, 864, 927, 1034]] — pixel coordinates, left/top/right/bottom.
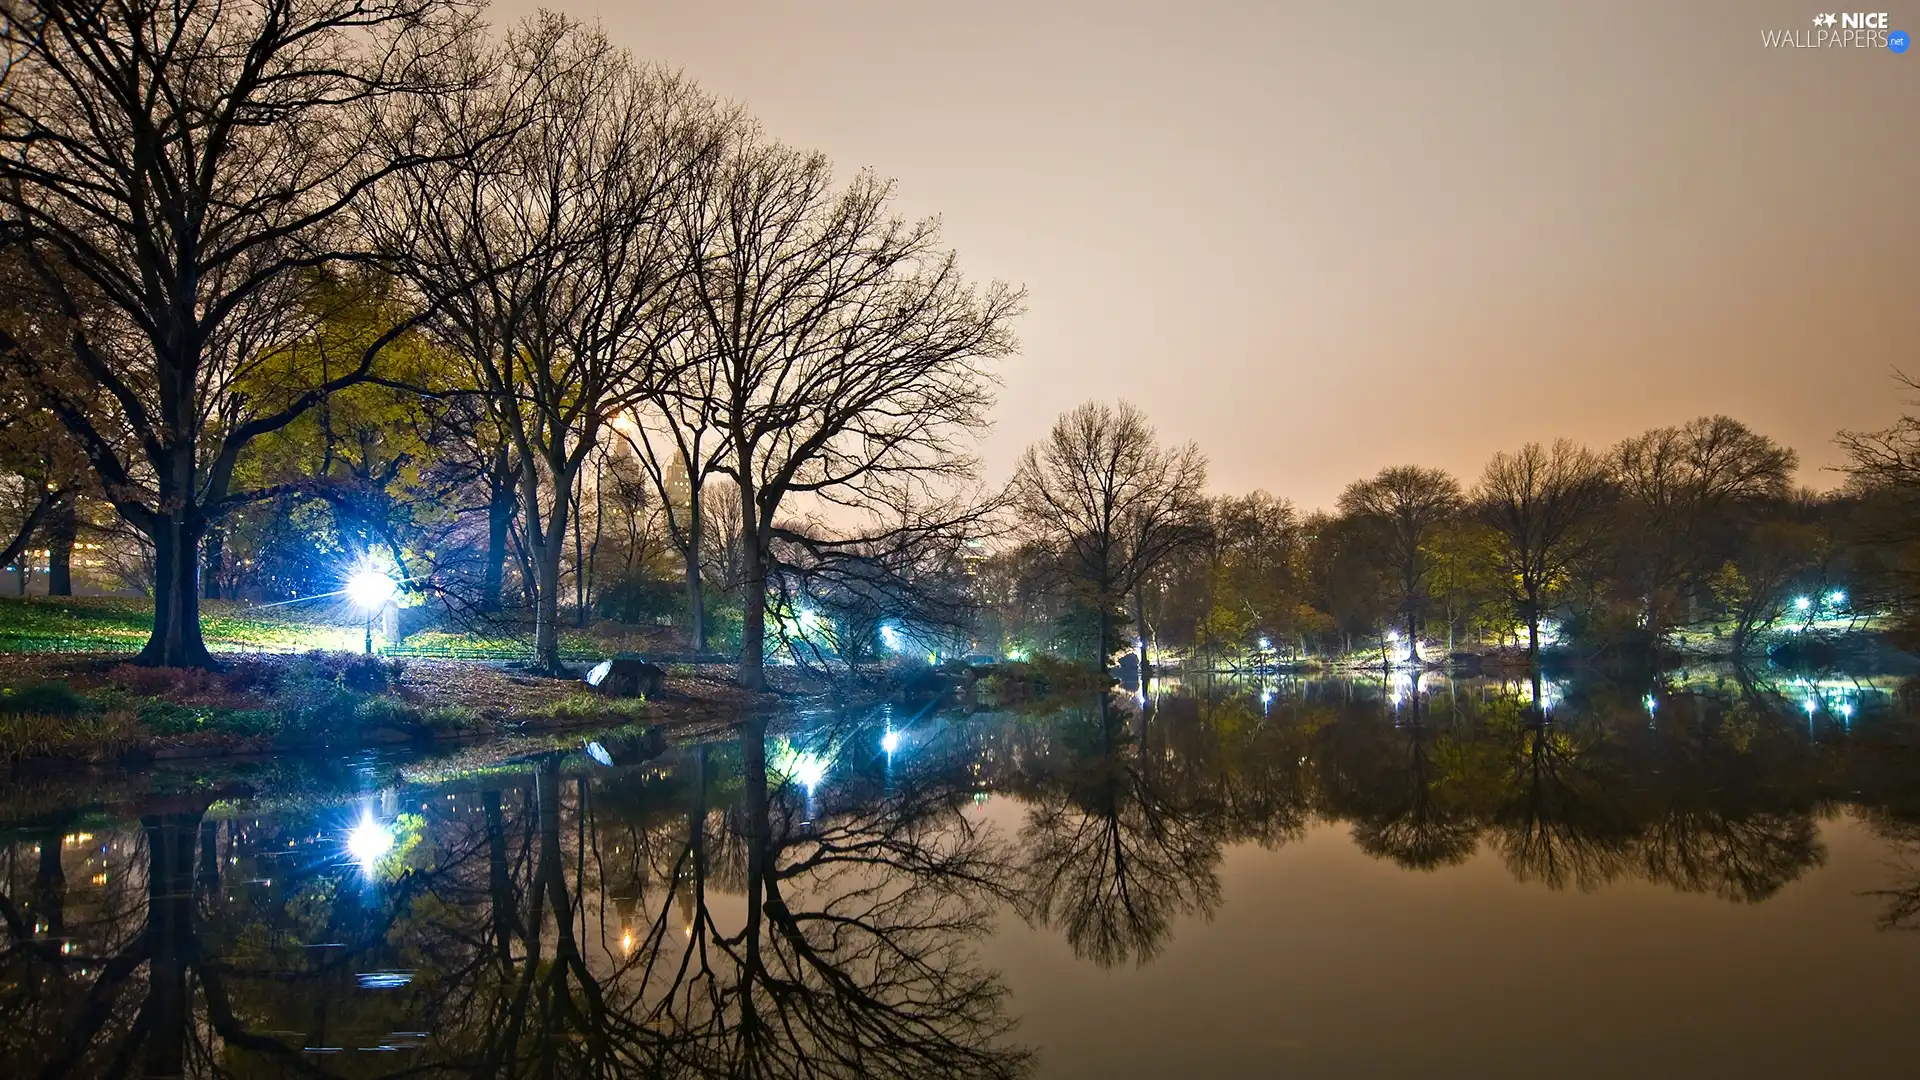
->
[[0, 723, 1034, 1078], [5, 678, 1920, 1074]]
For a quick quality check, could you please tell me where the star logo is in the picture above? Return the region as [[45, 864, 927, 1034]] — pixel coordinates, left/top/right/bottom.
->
[[1813, 12, 1837, 26]]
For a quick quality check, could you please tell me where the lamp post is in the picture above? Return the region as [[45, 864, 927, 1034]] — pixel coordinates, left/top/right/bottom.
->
[[347, 568, 397, 654]]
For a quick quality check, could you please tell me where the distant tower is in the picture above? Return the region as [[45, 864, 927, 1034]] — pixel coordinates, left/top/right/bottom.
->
[[665, 451, 694, 518]]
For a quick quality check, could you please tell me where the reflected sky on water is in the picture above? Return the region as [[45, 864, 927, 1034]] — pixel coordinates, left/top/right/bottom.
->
[[3, 671, 1918, 1078]]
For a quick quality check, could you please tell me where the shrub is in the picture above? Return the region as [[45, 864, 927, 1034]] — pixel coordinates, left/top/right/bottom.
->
[[421, 704, 481, 733], [0, 680, 89, 718], [354, 695, 419, 730], [0, 708, 142, 763], [533, 692, 649, 724]]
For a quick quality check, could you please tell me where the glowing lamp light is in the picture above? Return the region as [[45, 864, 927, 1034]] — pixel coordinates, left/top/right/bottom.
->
[[1803, 697, 1818, 716], [1385, 629, 1400, 642], [881, 729, 902, 755], [347, 568, 397, 611], [1793, 596, 1812, 612], [1257, 637, 1272, 650], [347, 813, 393, 871], [1838, 702, 1854, 719], [880, 625, 903, 651], [1828, 590, 1847, 606], [786, 752, 828, 792]]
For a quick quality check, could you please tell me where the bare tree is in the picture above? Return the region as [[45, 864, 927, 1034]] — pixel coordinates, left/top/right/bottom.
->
[[1611, 415, 1796, 639], [378, 15, 727, 672], [1338, 465, 1463, 664], [677, 139, 1020, 689], [0, 0, 489, 665], [1474, 440, 1613, 663], [1010, 401, 1209, 668], [620, 319, 734, 652]]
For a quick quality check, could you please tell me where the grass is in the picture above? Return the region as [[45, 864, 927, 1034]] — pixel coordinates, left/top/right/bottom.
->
[[0, 595, 362, 654], [0, 594, 676, 662]]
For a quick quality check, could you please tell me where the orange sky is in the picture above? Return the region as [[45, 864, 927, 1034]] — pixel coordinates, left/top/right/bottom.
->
[[500, 0, 1919, 509]]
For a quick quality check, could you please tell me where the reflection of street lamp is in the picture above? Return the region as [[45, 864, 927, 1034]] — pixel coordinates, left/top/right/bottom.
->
[[347, 567, 397, 654]]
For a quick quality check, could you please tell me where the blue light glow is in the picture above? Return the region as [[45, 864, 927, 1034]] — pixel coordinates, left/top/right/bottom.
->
[[347, 814, 392, 871]]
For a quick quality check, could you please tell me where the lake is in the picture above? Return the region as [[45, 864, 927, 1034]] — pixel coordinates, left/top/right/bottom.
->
[[4, 671, 1917, 1078]]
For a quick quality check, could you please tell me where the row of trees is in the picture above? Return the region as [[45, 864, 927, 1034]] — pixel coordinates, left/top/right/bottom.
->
[[0, 1, 1017, 684], [1000, 399, 1906, 669]]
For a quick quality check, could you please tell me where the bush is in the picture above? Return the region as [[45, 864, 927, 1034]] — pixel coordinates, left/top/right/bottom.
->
[[0, 680, 89, 718], [0, 708, 142, 763], [135, 700, 275, 738], [534, 692, 649, 724], [354, 694, 418, 730], [421, 704, 481, 733]]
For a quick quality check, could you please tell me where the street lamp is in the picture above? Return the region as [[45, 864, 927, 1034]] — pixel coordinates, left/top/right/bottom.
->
[[347, 567, 397, 654]]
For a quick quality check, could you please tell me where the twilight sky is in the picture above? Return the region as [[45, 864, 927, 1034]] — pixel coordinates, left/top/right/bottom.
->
[[498, 0, 1918, 510]]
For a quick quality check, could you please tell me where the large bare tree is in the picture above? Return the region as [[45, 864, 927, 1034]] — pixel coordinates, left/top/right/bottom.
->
[[379, 15, 728, 673], [677, 139, 1020, 689], [1010, 401, 1209, 669], [1610, 415, 1795, 639], [0, 0, 488, 665], [1474, 439, 1613, 663], [1338, 465, 1462, 664]]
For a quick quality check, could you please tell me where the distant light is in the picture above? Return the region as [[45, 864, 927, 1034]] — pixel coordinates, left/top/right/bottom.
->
[[1803, 697, 1818, 716], [788, 752, 827, 792], [1838, 702, 1854, 719], [1828, 590, 1847, 606], [880, 625, 903, 651], [1385, 629, 1400, 641], [1257, 637, 1272, 650], [1260, 690, 1273, 704], [1005, 648, 1026, 662], [356, 971, 412, 990], [1643, 694, 1657, 715], [1793, 596, 1812, 612], [346, 568, 397, 611], [881, 729, 902, 755], [347, 814, 393, 869]]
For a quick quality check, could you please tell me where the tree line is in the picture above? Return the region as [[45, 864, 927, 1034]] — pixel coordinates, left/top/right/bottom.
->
[[2, 2, 1908, 684], [0, 1, 1018, 686], [1001, 398, 1915, 670]]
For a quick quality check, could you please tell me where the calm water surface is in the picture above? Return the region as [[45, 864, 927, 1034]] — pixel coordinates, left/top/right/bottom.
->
[[4, 672, 1918, 1078]]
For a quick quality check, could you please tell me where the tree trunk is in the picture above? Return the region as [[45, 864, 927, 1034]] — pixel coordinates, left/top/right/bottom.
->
[[533, 538, 565, 674], [1133, 584, 1151, 683], [139, 515, 213, 668], [737, 530, 767, 690], [200, 525, 223, 600], [46, 500, 76, 596], [1525, 592, 1542, 667], [482, 449, 514, 613], [1405, 607, 1421, 666], [684, 490, 706, 653]]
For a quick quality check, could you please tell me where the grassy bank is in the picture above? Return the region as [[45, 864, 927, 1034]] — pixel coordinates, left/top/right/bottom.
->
[[0, 597, 802, 767], [0, 652, 690, 764], [0, 594, 681, 661]]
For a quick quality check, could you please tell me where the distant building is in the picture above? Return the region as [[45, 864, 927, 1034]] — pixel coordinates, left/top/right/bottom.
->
[[664, 452, 693, 518]]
